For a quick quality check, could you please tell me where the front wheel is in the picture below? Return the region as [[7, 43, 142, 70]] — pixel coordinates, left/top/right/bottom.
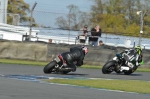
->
[[102, 61, 116, 74], [43, 61, 57, 74]]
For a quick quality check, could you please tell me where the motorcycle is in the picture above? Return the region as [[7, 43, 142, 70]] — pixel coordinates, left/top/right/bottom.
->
[[43, 54, 77, 74], [102, 53, 143, 75]]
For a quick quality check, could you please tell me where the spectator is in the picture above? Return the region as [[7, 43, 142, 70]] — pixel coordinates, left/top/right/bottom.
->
[[83, 25, 88, 37], [98, 40, 104, 46], [89, 25, 102, 46], [78, 25, 88, 44], [49, 39, 52, 43]]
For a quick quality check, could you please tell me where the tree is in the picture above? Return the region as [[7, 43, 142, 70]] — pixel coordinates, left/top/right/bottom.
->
[[7, 0, 31, 25], [55, 4, 91, 30], [90, 0, 150, 37]]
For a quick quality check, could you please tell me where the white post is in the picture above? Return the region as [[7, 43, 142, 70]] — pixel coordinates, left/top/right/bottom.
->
[[137, 11, 145, 46], [0, 0, 8, 23]]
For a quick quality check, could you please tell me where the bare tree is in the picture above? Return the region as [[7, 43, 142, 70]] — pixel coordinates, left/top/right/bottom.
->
[[55, 4, 91, 30]]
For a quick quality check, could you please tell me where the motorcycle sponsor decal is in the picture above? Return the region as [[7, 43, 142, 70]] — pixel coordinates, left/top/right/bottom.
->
[[129, 55, 135, 61]]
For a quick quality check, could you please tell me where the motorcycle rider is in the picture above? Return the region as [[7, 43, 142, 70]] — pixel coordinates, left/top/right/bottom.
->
[[117, 46, 143, 69], [60, 46, 88, 72]]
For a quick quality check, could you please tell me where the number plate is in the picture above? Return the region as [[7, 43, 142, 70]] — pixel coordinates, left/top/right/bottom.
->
[[55, 57, 60, 62]]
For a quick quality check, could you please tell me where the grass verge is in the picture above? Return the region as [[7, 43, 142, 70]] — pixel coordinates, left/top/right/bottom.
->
[[46, 79, 150, 94], [0, 58, 150, 72], [0, 58, 47, 66]]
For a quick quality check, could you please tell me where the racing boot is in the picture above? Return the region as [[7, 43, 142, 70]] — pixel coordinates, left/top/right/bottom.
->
[[64, 66, 76, 72], [70, 65, 77, 72], [71, 67, 76, 72]]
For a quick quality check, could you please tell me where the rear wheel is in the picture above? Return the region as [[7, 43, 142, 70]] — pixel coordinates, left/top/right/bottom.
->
[[102, 61, 116, 74], [43, 61, 57, 74]]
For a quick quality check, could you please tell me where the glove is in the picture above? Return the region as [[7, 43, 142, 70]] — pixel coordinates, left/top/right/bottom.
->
[[116, 53, 122, 58]]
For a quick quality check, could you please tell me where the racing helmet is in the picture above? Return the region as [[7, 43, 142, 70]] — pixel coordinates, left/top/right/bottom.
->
[[135, 46, 142, 54], [82, 46, 88, 55]]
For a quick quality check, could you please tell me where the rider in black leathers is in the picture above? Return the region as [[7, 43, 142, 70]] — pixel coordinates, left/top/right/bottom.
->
[[61, 46, 88, 71]]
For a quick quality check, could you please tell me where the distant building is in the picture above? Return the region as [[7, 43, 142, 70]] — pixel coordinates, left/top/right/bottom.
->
[[0, 0, 8, 23]]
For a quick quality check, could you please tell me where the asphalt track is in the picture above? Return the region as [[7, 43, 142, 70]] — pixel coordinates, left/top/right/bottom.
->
[[0, 63, 150, 99]]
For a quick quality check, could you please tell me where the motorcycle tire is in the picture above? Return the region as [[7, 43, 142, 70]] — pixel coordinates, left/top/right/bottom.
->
[[102, 61, 116, 74], [43, 61, 57, 74]]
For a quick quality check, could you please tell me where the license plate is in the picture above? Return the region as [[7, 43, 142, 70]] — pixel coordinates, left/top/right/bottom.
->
[[55, 57, 60, 62]]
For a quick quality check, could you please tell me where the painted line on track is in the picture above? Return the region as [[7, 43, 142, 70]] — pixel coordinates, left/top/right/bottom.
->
[[0, 74, 111, 81], [0, 74, 150, 96], [1, 74, 150, 82]]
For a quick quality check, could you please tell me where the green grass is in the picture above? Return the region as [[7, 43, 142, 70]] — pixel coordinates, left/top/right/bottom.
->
[[0, 58, 47, 66], [47, 79, 150, 94], [0, 58, 150, 72]]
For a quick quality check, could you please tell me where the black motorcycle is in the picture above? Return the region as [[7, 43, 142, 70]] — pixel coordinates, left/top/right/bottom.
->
[[102, 53, 142, 75], [43, 54, 77, 74]]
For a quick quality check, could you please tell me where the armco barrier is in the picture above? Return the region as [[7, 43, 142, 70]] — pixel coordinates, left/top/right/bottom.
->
[[0, 40, 150, 67], [0, 40, 47, 61]]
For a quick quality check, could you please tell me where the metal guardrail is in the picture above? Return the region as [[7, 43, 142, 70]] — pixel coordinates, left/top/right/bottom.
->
[[0, 23, 38, 35]]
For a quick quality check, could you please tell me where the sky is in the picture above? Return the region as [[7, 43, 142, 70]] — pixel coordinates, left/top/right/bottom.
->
[[24, 0, 94, 13], [23, 0, 94, 28]]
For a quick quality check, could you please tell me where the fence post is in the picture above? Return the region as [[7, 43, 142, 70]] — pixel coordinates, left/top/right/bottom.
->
[[29, 2, 37, 41], [68, 7, 73, 44]]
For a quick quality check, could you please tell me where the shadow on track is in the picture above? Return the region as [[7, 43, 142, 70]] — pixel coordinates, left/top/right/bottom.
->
[[50, 72, 89, 76], [110, 72, 143, 76]]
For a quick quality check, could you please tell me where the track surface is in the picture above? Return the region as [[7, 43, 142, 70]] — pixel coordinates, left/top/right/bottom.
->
[[0, 63, 150, 99]]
